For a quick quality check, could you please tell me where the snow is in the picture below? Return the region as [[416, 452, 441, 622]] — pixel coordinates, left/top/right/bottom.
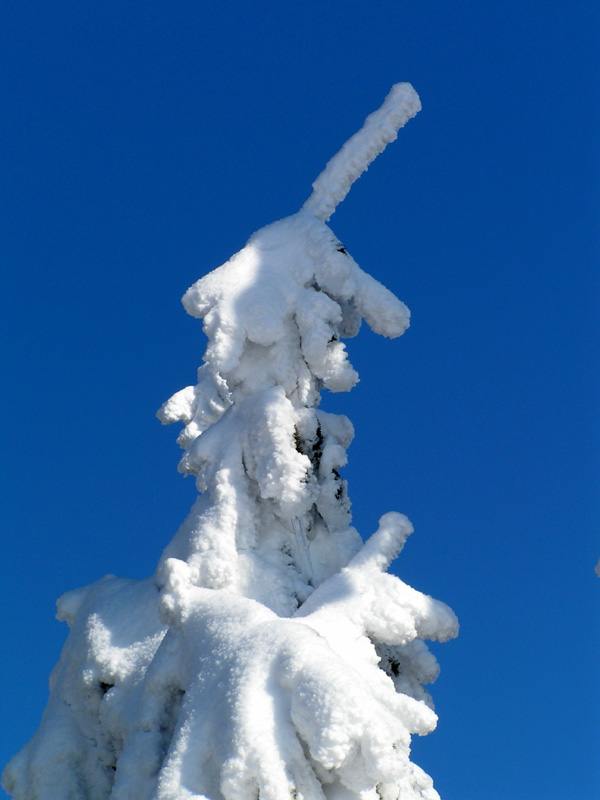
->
[[303, 82, 422, 222], [3, 83, 458, 800]]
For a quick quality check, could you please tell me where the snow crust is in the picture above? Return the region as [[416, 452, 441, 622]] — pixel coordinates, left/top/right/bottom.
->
[[3, 83, 458, 800]]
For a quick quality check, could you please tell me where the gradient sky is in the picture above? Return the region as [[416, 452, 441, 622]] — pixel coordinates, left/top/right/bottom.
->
[[1, 3, 599, 799]]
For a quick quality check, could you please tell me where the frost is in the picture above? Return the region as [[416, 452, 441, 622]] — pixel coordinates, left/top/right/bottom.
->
[[3, 83, 457, 800]]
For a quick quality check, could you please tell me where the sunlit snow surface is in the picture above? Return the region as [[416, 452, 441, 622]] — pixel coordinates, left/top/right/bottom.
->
[[3, 83, 458, 800]]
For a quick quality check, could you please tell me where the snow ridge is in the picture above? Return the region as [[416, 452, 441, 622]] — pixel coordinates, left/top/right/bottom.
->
[[3, 84, 458, 800]]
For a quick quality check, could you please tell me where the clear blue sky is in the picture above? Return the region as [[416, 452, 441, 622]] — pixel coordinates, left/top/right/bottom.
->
[[1, 3, 598, 798]]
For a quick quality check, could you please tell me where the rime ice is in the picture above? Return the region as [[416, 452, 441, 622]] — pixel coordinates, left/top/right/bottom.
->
[[3, 83, 458, 800]]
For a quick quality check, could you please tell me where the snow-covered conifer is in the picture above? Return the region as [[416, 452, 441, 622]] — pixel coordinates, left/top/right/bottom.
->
[[3, 83, 458, 800]]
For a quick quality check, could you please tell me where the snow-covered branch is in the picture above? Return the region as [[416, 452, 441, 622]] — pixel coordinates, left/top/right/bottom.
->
[[303, 82, 421, 222]]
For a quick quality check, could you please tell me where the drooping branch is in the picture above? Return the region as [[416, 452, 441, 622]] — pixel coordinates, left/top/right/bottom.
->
[[302, 82, 421, 222]]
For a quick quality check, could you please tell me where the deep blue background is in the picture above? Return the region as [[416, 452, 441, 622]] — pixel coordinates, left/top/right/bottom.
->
[[1, 3, 599, 798]]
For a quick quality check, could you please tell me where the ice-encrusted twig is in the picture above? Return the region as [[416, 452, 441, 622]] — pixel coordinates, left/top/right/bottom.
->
[[292, 517, 314, 584], [302, 82, 421, 222]]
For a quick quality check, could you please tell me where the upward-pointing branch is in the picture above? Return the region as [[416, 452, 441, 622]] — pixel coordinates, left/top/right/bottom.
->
[[302, 82, 421, 222]]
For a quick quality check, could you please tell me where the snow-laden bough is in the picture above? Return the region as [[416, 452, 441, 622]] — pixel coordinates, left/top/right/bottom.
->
[[3, 83, 458, 800]]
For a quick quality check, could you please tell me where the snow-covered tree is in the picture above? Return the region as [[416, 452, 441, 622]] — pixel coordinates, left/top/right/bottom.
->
[[3, 83, 458, 800]]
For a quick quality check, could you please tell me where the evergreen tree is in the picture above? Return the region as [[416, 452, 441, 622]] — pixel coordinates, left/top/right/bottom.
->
[[3, 83, 458, 800]]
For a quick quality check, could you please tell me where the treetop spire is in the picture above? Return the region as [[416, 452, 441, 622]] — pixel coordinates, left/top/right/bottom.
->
[[303, 82, 421, 222]]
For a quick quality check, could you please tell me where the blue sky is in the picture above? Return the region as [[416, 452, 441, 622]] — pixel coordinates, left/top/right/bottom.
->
[[1, 2, 598, 798]]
